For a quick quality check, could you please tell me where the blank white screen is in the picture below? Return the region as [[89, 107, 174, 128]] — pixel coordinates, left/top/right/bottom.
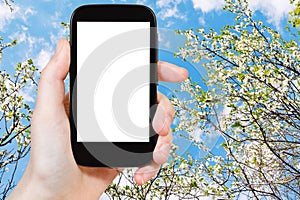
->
[[77, 22, 150, 142]]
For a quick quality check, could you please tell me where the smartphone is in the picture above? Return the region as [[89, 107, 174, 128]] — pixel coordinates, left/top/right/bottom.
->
[[70, 5, 158, 167]]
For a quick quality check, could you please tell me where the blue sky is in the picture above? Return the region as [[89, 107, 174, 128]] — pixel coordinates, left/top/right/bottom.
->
[[0, 0, 295, 196]]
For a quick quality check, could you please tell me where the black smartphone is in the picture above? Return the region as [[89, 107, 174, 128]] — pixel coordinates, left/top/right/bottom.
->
[[70, 5, 158, 167]]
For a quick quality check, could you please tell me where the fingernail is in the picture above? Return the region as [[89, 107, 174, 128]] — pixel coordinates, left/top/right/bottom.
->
[[54, 39, 64, 56]]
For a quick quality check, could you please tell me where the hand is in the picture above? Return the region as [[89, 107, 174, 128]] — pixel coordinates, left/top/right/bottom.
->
[[8, 38, 188, 199]]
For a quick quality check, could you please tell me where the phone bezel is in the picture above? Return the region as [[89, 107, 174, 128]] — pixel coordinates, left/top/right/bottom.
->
[[70, 5, 158, 167]]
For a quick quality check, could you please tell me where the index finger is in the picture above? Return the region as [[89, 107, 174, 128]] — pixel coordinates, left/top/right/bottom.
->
[[157, 61, 188, 82]]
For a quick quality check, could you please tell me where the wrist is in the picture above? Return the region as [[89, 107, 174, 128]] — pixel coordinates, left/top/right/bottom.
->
[[8, 169, 65, 200], [8, 174, 45, 200], [8, 168, 103, 200]]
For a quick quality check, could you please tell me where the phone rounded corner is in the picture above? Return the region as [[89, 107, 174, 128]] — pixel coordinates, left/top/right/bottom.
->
[[70, 5, 89, 23], [138, 5, 157, 26]]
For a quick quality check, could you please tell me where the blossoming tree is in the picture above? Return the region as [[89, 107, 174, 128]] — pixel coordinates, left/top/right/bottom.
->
[[0, 2, 37, 198], [105, 0, 299, 199], [172, 0, 300, 198]]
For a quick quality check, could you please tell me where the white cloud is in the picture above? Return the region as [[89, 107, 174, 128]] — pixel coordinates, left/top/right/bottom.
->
[[0, 4, 19, 29], [24, 7, 36, 16], [248, 0, 294, 29], [20, 7, 37, 23], [157, 31, 171, 49], [49, 11, 69, 45], [156, 0, 175, 8], [35, 48, 52, 70], [9, 30, 50, 61], [9, 31, 26, 43], [19, 84, 35, 103], [191, 0, 294, 29], [27, 36, 45, 52], [166, 21, 175, 27], [136, 0, 147, 4], [0, 4, 36, 30], [164, 41, 171, 48], [198, 16, 205, 25], [50, 27, 68, 45], [156, 0, 187, 20], [21, 25, 28, 31], [191, 0, 224, 13], [18, 35, 49, 59], [162, 6, 180, 20]]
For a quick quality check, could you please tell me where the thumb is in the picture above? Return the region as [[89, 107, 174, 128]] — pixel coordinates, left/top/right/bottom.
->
[[34, 38, 70, 118], [30, 39, 72, 168]]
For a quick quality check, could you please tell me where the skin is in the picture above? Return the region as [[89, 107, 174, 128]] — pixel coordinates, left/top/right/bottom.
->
[[8, 38, 188, 200]]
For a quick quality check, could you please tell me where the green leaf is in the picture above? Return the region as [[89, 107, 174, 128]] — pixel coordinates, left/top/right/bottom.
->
[[190, 181, 197, 187], [28, 58, 33, 65], [231, 121, 241, 128]]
